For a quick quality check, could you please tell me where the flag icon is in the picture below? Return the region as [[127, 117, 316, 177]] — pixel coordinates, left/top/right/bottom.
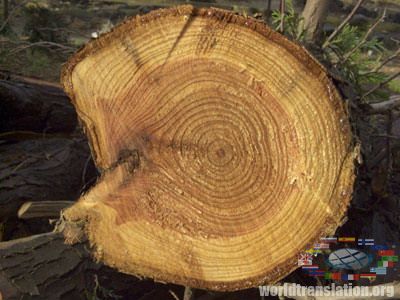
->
[[349, 274, 360, 280], [338, 237, 356, 242], [378, 261, 389, 267], [378, 250, 395, 256], [341, 274, 360, 280], [360, 273, 376, 279], [321, 237, 337, 243], [381, 256, 398, 262], [305, 248, 322, 255], [314, 243, 330, 249], [371, 245, 389, 251], [298, 253, 313, 266], [358, 239, 374, 246], [370, 267, 387, 275], [308, 270, 324, 277], [325, 272, 341, 280]]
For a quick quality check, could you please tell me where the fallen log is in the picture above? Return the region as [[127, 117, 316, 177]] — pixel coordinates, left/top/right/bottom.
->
[[59, 5, 358, 291], [0, 229, 162, 300], [0, 138, 96, 222], [0, 232, 95, 300], [0, 74, 77, 134]]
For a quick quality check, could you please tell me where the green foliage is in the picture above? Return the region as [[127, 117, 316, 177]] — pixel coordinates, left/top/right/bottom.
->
[[271, 0, 304, 41], [388, 79, 400, 93], [323, 23, 394, 100], [271, 3, 397, 101], [24, 49, 52, 75]]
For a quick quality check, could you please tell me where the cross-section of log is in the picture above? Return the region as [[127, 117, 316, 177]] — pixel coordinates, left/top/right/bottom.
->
[[61, 5, 358, 291]]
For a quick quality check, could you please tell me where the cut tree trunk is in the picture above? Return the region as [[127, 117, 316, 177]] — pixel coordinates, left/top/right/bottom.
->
[[0, 74, 77, 134], [60, 5, 358, 291]]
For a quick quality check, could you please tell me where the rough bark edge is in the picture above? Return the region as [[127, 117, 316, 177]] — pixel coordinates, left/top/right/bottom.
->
[[60, 5, 359, 291]]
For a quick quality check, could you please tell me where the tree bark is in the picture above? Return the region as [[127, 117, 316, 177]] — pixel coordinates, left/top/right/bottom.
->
[[300, 0, 330, 42], [0, 138, 96, 223], [0, 232, 96, 300]]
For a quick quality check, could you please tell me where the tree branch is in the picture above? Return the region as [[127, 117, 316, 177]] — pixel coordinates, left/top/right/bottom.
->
[[18, 201, 74, 219], [322, 0, 366, 49], [278, 0, 285, 33], [183, 287, 195, 300], [342, 8, 386, 63], [363, 71, 400, 98], [367, 95, 400, 114], [0, 0, 28, 32], [363, 48, 400, 75]]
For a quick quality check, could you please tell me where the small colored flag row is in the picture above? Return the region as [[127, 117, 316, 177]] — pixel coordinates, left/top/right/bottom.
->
[[317, 237, 387, 246], [324, 272, 372, 281], [319, 237, 377, 246]]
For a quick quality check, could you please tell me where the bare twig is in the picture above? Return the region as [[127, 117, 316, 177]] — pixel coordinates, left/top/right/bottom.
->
[[18, 201, 74, 219], [386, 110, 394, 188], [372, 134, 400, 139], [7, 41, 76, 54], [363, 71, 400, 98], [168, 289, 180, 300], [342, 8, 386, 63], [363, 48, 400, 75], [322, 0, 366, 49], [279, 0, 285, 33], [183, 287, 195, 300], [0, 0, 28, 32], [368, 95, 400, 114]]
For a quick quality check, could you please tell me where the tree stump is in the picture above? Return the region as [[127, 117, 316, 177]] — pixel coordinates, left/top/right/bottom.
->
[[61, 5, 358, 291]]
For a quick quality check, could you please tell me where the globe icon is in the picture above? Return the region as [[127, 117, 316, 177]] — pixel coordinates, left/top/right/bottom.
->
[[328, 248, 371, 270]]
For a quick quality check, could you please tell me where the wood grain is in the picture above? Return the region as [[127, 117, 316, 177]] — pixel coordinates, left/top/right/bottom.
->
[[61, 5, 358, 291]]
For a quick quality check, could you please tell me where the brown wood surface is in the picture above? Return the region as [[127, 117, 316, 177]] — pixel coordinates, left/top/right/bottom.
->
[[61, 5, 357, 291]]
